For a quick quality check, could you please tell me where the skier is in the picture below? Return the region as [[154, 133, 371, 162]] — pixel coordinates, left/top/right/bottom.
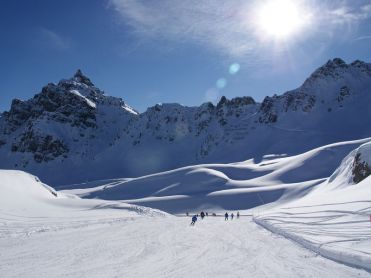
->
[[237, 211, 240, 219], [200, 211, 205, 219], [225, 212, 229, 220], [190, 215, 197, 226], [186, 212, 189, 216], [231, 213, 234, 220]]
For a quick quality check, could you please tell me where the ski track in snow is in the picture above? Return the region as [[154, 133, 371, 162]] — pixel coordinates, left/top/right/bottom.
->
[[0, 216, 370, 278]]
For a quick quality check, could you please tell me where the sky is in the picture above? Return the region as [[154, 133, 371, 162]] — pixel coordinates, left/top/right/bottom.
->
[[0, 0, 371, 113]]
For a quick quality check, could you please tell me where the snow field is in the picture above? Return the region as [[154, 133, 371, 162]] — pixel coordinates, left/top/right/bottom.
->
[[1, 216, 369, 278]]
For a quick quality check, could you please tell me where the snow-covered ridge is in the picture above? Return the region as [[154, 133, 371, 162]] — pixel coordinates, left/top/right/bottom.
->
[[0, 59, 371, 185]]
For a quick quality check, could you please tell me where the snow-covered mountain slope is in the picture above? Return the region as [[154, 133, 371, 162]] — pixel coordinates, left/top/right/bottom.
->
[[62, 138, 371, 213], [253, 140, 371, 272], [0, 170, 164, 238], [1, 58, 371, 186]]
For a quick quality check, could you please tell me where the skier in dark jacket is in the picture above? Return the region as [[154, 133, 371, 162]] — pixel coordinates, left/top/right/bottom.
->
[[237, 212, 240, 219], [191, 215, 197, 226], [231, 213, 234, 220], [225, 212, 229, 220], [200, 211, 205, 219]]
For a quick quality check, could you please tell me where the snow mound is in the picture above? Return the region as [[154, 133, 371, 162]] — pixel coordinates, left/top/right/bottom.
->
[[0, 170, 166, 238], [0, 170, 58, 209], [253, 142, 371, 272]]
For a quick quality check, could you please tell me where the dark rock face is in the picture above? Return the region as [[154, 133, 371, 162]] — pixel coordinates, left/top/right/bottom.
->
[[258, 90, 316, 124], [217, 96, 255, 109], [3, 83, 97, 130], [259, 96, 277, 123], [11, 131, 69, 163], [352, 153, 371, 184], [337, 86, 350, 103]]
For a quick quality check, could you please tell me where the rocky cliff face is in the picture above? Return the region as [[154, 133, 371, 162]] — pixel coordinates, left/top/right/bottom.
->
[[352, 142, 371, 184], [1, 59, 371, 186]]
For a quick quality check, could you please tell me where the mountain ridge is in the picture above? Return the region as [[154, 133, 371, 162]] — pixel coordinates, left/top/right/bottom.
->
[[1, 58, 370, 186]]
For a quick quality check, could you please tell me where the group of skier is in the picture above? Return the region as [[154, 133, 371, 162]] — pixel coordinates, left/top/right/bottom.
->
[[224, 211, 239, 220], [190, 211, 240, 226]]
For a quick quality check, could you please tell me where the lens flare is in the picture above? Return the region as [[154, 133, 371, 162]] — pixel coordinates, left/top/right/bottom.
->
[[216, 78, 227, 89], [229, 63, 240, 75]]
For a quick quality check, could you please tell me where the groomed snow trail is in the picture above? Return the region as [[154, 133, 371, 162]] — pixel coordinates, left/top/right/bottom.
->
[[1, 216, 369, 278]]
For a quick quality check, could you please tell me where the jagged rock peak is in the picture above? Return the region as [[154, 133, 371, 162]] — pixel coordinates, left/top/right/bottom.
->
[[327, 58, 347, 67], [72, 69, 94, 87], [216, 96, 255, 108], [303, 58, 371, 87]]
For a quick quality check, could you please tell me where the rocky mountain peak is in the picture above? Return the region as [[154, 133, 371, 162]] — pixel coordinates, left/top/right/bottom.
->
[[72, 69, 94, 87], [216, 96, 256, 109], [327, 58, 347, 67]]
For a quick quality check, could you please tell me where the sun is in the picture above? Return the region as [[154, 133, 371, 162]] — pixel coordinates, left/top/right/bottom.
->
[[256, 0, 307, 40]]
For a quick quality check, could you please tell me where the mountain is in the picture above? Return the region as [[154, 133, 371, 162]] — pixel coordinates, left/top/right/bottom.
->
[[1, 58, 371, 186]]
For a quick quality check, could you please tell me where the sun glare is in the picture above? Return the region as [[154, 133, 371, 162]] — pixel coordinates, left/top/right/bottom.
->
[[257, 0, 307, 40]]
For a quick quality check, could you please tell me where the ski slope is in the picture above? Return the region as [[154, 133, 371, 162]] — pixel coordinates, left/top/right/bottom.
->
[[2, 214, 370, 278]]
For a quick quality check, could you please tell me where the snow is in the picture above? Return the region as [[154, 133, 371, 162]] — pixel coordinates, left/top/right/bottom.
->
[[69, 89, 97, 108], [62, 138, 370, 214], [1, 143, 371, 276], [1, 60, 371, 186], [0, 170, 165, 238], [1, 61, 371, 276], [53, 138, 371, 274], [1, 214, 369, 277], [253, 158, 371, 272], [122, 104, 139, 115]]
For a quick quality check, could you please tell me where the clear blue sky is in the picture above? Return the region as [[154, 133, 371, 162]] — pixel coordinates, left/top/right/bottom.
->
[[1, 0, 371, 112]]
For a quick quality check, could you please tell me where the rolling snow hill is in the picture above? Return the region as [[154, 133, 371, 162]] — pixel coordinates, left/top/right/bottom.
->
[[62, 138, 371, 213], [1, 58, 371, 185], [0, 170, 164, 238]]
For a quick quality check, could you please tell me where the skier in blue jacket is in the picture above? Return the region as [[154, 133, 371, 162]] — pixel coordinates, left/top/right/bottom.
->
[[190, 215, 197, 226]]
